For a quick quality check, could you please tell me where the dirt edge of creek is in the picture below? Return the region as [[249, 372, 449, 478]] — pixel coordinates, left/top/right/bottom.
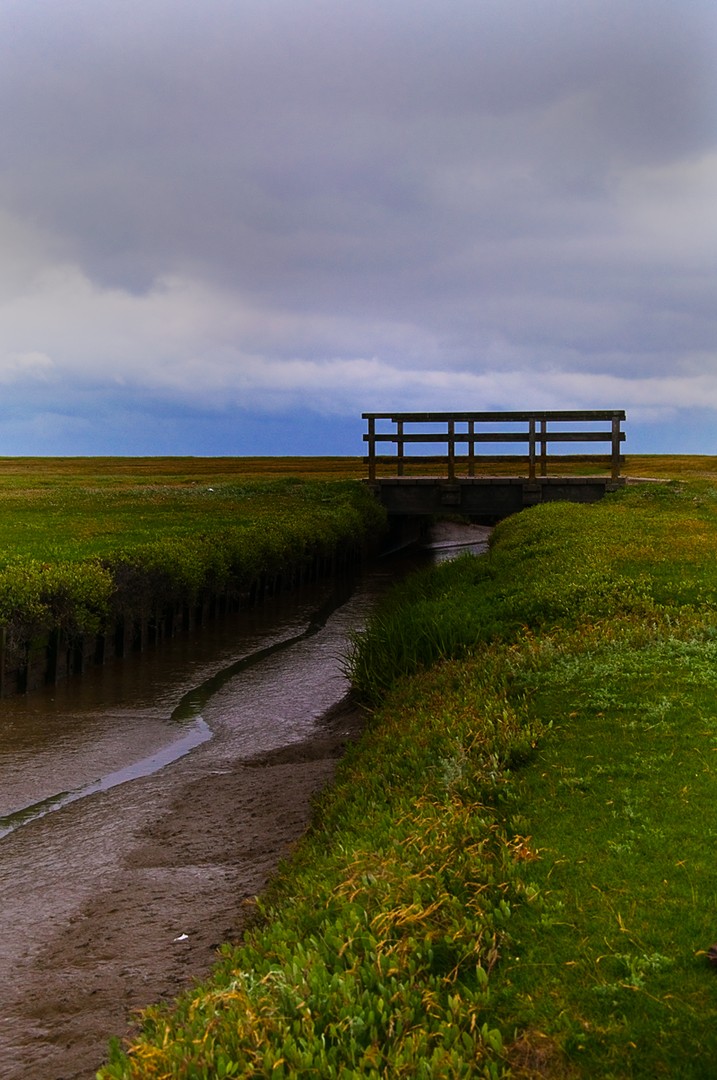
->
[[3, 697, 367, 1080]]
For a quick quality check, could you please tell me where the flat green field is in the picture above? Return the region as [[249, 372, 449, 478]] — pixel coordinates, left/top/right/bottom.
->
[[0, 457, 366, 563], [0, 456, 365, 485], [0, 454, 709, 566]]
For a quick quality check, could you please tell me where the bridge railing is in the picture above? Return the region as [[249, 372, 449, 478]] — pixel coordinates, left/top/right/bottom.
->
[[363, 410, 626, 482]]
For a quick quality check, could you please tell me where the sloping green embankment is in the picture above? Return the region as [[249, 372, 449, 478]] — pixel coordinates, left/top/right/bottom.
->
[[0, 478, 384, 659], [101, 480, 717, 1078]]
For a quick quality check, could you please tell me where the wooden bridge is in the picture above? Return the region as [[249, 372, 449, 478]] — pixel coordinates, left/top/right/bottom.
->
[[364, 410, 626, 523]]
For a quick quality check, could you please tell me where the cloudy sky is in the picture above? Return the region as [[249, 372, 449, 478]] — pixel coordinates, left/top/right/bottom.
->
[[0, 0, 715, 456]]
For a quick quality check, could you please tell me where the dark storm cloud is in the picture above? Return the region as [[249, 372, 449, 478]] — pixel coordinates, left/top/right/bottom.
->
[[2, 1, 713, 267], [0, 0, 715, 451]]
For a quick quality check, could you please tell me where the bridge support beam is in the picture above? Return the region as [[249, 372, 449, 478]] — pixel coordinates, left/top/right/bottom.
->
[[370, 476, 624, 524]]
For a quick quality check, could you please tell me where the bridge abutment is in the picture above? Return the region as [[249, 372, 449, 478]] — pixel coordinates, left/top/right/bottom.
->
[[370, 475, 625, 525]]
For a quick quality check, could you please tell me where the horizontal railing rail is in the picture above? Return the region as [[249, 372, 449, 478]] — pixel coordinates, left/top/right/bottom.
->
[[363, 410, 626, 482]]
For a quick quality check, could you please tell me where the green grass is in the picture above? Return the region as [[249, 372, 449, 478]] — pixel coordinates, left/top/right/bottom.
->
[[492, 637, 717, 1076], [0, 457, 366, 563], [0, 458, 384, 652], [346, 475, 717, 1076], [97, 461, 717, 1078]]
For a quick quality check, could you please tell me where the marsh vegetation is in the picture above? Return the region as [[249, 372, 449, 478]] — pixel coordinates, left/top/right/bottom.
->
[[0, 458, 382, 686], [95, 459, 717, 1078]]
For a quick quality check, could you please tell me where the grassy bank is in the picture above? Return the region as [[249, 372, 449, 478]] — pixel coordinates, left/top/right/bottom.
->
[[99, 463, 717, 1077], [0, 458, 384, 656]]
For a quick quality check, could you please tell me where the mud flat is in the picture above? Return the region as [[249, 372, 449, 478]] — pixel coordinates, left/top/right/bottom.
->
[[0, 697, 365, 1080]]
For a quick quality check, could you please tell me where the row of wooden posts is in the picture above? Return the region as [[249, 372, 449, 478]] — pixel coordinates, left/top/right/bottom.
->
[[0, 543, 363, 698]]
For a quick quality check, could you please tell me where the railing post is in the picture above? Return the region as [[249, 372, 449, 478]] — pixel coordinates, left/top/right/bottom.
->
[[447, 419, 455, 481], [367, 416, 376, 481], [611, 412, 622, 481], [397, 419, 404, 477], [528, 418, 536, 480], [468, 420, 475, 477], [540, 419, 548, 476]]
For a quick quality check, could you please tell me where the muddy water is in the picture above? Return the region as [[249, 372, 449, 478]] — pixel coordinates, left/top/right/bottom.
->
[[0, 523, 490, 1079]]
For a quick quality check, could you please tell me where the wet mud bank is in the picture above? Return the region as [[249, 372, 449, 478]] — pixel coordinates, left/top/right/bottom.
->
[[0, 699, 366, 1080]]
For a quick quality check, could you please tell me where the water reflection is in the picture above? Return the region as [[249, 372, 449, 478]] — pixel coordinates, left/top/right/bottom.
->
[[422, 520, 492, 562]]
